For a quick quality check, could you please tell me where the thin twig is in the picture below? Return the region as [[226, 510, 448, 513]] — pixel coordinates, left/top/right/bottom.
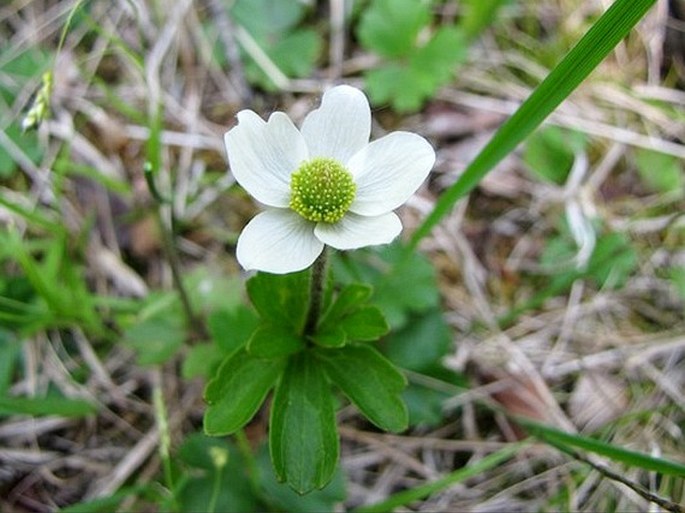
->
[[158, 205, 205, 338], [567, 448, 684, 513], [144, 164, 206, 339]]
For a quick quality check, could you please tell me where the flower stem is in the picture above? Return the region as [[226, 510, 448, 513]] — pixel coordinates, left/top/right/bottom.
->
[[304, 248, 328, 337], [152, 372, 179, 512]]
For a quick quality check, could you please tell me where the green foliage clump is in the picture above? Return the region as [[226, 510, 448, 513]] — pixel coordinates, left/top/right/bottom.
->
[[524, 126, 587, 184], [357, 0, 468, 112], [226, 0, 321, 90], [634, 148, 684, 196], [203, 265, 407, 494], [0, 48, 49, 178]]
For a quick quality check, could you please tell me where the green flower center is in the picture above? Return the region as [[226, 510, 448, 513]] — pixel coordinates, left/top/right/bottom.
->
[[289, 157, 356, 223]]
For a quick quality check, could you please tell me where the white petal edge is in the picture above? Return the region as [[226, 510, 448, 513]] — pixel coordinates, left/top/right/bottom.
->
[[300, 85, 371, 164], [225, 111, 307, 208], [314, 212, 402, 250], [236, 209, 323, 274], [348, 132, 435, 216]]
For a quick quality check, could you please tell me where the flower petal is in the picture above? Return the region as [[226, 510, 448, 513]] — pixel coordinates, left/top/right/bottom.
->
[[236, 210, 323, 274], [301, 85, 371, 164], [225, 110, 307, 208], [314, 212, 402, 250], [348, 132, 435, 216]]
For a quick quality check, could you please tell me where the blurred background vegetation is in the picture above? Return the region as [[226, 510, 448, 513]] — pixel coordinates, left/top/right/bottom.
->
[[0, 0, 683, 511]]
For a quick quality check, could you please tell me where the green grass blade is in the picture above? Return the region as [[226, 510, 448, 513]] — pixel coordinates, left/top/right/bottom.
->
[[410, 0, 657, 248], [0, 396, 98, 418], [0, 195, 63, 232], [354, 441, 527, 513], [519, 418, 685, 477]]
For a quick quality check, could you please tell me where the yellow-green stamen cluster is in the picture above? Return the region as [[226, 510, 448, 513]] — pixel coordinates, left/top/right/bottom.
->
[[289, 157, 356, 223]]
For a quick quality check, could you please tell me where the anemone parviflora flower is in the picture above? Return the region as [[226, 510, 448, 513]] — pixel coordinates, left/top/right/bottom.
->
[[225, 85, 435, 274]]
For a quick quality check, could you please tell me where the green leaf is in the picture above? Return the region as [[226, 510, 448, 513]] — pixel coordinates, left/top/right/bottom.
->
[[208, 306, 260, 355], [257, 444, 347, 512], [524, 126, 587, 184], [365, 27, 467, 112], [365, 64, 421, 112], [177, 473, 258, 513], [178, 432, 232, 471], [634, 148, 684, 195], [357, 0, 431, 58], [0, 47, 50, 104], [410, 0, 658, 248], [506, 228, 638, 326], [0, 122, 44, 178], [459, 0, 507, 40], [185, 267, 242, 313], [230, 0, 321, 90], [410, 26, 467, 88], [0, 396, 98, 417], [231, 0, 305, 40], [246, 270, 310, 333], [2, 230, 101, 333], [402, 383, 451, 427], [270, 351, 339, 494], [177, 434, 259, 512], [312, 325, 347, 348], [243, 29, 322, 91], [339, 306, 389, 342], [518, 418, 685, 477], [321, 284, 373, 325], [332, 243, 440, 329], [317, 345, 408, 433], [247, 324, 305, 358], [269, 29, 321, 78], [0, 329, 21, 394], [382, 310, 464, 427], [585, 231, 637, 288], [374, 246, 440, 326], [123, 313, 185, 366], [182, 343, 223, 379], [668, 266, 685, 301], [382, 310, 452, 373], [204, 349, 285, 436]]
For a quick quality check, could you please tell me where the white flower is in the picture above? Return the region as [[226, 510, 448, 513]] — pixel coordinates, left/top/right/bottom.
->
[[225, 85, 435, 274]]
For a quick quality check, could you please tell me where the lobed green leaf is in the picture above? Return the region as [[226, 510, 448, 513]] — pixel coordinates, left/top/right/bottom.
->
[[332, 244, 440, 329], [338, 306, 389, 342], [317, 345, 408, 433], [320, 284, 373, 326], [365, 26, 467, 113], [246, 270, 310, 333], [204, 349, 285, 436], [312, 325, 347, 348], [247, 324, 305, 358], [356, 0, 431, 58], [207, 305, 260, 356]]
